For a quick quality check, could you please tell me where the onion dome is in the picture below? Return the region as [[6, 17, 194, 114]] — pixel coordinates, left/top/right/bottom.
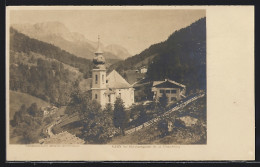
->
[[93, 35, 106, 69], [93, 54, 105, 64]]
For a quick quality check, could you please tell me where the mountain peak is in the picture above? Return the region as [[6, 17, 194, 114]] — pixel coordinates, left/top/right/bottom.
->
[[11, 21, 132, 60], [105, 44, 131, 60], [33, 21, 70, 36]]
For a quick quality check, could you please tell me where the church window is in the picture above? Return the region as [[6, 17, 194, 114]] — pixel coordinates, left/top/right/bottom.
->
[[95, 75, 98, 84], [108, 95, 111, 103], [95, 94, 98, 99]]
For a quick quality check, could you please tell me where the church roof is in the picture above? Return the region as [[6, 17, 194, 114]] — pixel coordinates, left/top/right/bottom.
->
[[107, 70, 131, 89], [152, 79, 185, 89], [95, 45, 103, 54]]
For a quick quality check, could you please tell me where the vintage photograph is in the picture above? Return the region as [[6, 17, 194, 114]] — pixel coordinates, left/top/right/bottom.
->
[[8, 8, 206, 145]]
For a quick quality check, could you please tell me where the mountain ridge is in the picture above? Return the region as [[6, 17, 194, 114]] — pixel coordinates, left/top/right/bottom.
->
[[11, 21, 131, 60]]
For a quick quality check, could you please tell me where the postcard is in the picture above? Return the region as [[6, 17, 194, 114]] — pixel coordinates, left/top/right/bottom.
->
[[6, 6, 254, 161]]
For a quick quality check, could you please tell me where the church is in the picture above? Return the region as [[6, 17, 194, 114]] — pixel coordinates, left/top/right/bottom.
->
[[91, 37, 135, 108]]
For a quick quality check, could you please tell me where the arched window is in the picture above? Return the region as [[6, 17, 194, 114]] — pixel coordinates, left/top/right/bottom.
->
[[95, 75, 98, 84], [108, 95, 111, 103], [102, 74, 104, 83], [95, 94, 98, 99]]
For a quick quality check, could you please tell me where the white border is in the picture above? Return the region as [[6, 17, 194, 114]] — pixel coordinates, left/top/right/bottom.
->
[[6, 6, 255, 161]]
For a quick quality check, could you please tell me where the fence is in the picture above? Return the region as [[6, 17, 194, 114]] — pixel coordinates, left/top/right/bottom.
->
[[125, 93, 205, 135]]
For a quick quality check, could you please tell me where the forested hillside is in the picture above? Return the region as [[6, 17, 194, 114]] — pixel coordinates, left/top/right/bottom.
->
[[10, 28, 93, 78], [9, 28, 89, 106], [110, 18, 206, 92]]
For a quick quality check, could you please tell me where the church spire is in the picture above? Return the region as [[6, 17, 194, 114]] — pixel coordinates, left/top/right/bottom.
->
[[93, 35, 105, 69], [98, 35, 100, 46], [95, 35, 103, 55]]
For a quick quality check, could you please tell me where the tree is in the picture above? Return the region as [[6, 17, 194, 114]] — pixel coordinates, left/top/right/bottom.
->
[[66, 89, 92, 115], [27, 103, 40, 117], [159, 92, 168, 111], [81, 102, 117, 144], [113, 97, 128, 135], [83, 100, 102, 119], [139, 109, 147, 124], [129, 104, 147, 125], [103, 103, 113, 115], [157, 119, 169, 137], [11, 103, 44, 144], [147, 101, 159, 111], [81, 112, 118, 144]]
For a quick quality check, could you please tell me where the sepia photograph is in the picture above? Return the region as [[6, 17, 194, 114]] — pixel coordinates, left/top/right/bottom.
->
[[8, 8, 206, 145], [6, 6, 254, 161]]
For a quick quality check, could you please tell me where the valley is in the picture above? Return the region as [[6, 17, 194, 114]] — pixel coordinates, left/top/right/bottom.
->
[[8, 17, 207, 145]]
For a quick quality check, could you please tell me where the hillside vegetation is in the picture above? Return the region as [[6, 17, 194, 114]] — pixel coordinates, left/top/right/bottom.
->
[[109, 96, 206, 144], [9, 90, 50, 120], [110, 17, 206, 92], [9, 28, 86, 106], [10, 27, 93, 78]]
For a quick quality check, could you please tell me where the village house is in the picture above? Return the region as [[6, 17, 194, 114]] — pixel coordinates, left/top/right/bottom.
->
[[91, 37, 135, 108], [139, 66, 147, 73], [41, 106, 58, 116], [151, 79, 186, 102]]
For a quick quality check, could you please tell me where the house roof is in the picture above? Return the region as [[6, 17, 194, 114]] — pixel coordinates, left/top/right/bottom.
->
[[107, 70, 131, 89], [152, 79, 185, 89]]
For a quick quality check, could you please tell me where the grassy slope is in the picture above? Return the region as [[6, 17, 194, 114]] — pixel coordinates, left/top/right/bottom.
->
[[9, 90, 50, 144], [109, 97, 206, 144], [9, 90, 50, 120]]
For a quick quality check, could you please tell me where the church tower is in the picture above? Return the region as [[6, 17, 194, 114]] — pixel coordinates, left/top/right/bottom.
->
[[91, 36, 107, 107]]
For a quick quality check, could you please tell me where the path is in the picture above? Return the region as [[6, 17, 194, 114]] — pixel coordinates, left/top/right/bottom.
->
[[46, 124, 54, 137], [40, 117, 84, 144], [125, 92, 205, 135]]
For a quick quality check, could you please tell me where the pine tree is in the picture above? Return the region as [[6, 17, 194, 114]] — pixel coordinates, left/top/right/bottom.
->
[[159, 92, 168, 111], [103, 103, 113, 115], [113, 97, 128, 135]]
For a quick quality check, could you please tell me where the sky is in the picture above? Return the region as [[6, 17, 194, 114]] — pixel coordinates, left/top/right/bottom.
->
[[9, 9, 206, 55]]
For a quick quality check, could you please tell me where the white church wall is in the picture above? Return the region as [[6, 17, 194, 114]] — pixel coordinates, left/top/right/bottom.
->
[[114, 88, 134, 107], [92, 69, 106, 89], [92, 89, 107, 107]]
